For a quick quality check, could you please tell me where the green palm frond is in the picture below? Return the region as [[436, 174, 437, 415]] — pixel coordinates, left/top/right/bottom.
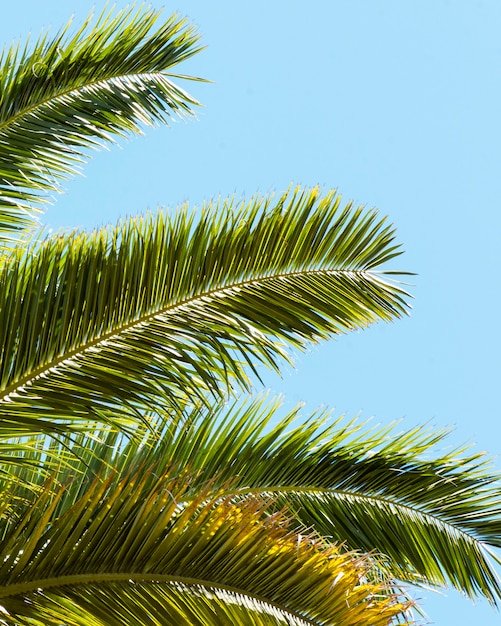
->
[[0, 4, 203, 244], [5, 394, 499, 608], [0, 461, 413, 626], [71, 395, 499, 607], [4, 5, 495, 623], [0, 187, 411, 443], [7, 583, 410, 626]]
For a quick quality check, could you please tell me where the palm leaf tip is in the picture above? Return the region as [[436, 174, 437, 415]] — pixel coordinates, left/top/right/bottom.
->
[[0, 3, 205, 244]]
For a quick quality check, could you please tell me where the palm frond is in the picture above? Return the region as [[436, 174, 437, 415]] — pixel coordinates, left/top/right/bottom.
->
[[86, 395, 500, 606], [0, 4, 203, 244], [0, 187, 411, 443], [0, 462, 412, 625], [5, 394, 499, 608]]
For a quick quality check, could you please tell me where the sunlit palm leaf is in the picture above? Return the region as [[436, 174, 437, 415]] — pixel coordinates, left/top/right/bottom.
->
[[76, 395, 499, 606], [0, 4, 203, 244], [0, 462, 412, 625], [5, 394, 499, 608], [4, 5, 491, 622], [0, 187, 411, 442]]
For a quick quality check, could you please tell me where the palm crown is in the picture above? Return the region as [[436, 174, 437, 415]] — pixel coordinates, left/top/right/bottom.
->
[[0, 5, 499, 625]]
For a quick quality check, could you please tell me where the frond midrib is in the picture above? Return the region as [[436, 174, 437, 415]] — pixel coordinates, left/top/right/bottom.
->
[[0, 266, 375, 401], [0, 572, 317, 625], [0, 68, 193, 138], [238, 484, 492, 550]]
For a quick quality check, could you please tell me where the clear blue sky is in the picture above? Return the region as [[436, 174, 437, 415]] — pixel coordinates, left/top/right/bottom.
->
[[2, 1, 501, 624]]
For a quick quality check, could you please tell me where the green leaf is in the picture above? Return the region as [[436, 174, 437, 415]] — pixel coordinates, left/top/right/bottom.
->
[[0, 461, 412, 626], [0, 187, 411, 443], [5, 394, 499, 609], [0, 4, 203, 245], [96, 395, 500, 606]]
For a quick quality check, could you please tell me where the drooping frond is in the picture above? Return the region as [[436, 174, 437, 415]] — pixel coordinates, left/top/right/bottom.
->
[[0, 461, 413, 625], [67, 394, 500, 607], [0, 187, 411, 443], [5, 394, 499, 609], [0, 4, 203, 244]]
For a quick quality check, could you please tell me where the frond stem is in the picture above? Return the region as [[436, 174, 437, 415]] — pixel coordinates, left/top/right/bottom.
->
[[0, 573, 317, 625], [0, 267, 384, 402], [235, 485, 491, 549]]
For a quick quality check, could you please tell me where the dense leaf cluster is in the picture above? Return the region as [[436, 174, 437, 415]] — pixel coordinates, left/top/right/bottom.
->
[[0, 5, 499, 625]]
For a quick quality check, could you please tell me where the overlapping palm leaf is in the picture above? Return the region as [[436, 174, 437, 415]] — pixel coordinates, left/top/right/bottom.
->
[[5, 395, 500, 609], [0, 4, 203, 245], [2, 4, 500, 623], [0, 450, 413, 626], [0, 186, 410, 443], [200, 399, 500, 604]]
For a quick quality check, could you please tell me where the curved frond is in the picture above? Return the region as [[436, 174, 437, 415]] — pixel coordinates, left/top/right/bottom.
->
[[0, 4, 203, 244], [5, 394, 499, 609], [0, 187, 411, 442], [0, 463, 412, 625], [86, 395, 500, 607]]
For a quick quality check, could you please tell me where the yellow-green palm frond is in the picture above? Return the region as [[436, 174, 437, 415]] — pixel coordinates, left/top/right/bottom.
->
[[4, 393, 499, 610], [0, 463, 413, 625], [173, 397, 501, 605], [0, 4, 203, 245], [0, 187, 411, 444], [53, 394, 499, 608]]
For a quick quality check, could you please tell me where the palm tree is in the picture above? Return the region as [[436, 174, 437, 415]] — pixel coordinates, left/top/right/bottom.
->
[[0, 5, 500, 624]]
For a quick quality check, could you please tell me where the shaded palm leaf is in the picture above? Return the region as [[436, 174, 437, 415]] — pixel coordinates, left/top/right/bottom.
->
[[0, 187, 411, 443], [0, 4, 203, 244], [0, 462, 413, 625]]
